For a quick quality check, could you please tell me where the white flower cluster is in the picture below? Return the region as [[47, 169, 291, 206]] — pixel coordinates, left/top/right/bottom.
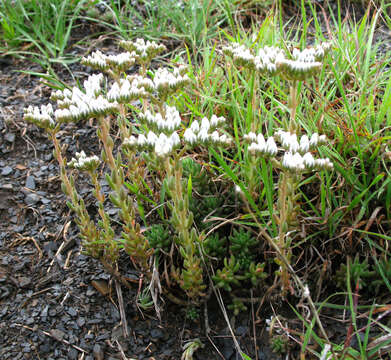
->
[[255, 46, 285, 74], [153, 66, 190, 96], [81, 50, 136, 72], [292, 42, 332, 62], [282, 151, 333, 171], [244, 129, 333, 171], [275, 130, 332, 171], [53, 82, 118, 123], [244, 132, 278, 156], [223, 43, 255, 64], [275, 130, 327, 154], [123, 131, 180, 158], [223, 43, 286, 75], [223, 41, 331, 80], [107, 66, 189, 103], [68, 151, 100, 171], [276, 58, 322, 81], [24, 103, 55, 130], [139, 105, 181, 132], [52, 74, 104, 106], [119, 38, 166, 64], [107, 75, 150, 102], [183, 115, 231, 146]]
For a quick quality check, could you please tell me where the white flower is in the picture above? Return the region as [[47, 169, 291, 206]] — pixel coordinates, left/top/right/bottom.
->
[[140, 105, 181, 131], [257, 133, 266, 148], [219, 134, 231, 145], [318, 134, 327, 145], [68, 151, 100, 171], [244, 132, 257, 142], [235, 184, 243, 195], [303, 152, 315, 168], [303, 285, 310, 298], [282, 152, 304, 171], [24, 103, 55, 129], [315, 158, 333, 170], [170, 132, 180, 147], [137, 134, 147, 147], [299, 135, 310, 153], [200, 117, 210, 131], [198, 128, 210, 142], [190, 120, 200, 134], [123, 135, 137, 147], [107, 82, 120, 101], [154, 133, 172, 157], [309, 133, 319, 147], [211, 130, 220, 143], [184, 128, 197, 144], [265, 137, 277, 156], [210, 115, 225, 128], [146, 131, 158, 146], [248, 142, 261, 153]]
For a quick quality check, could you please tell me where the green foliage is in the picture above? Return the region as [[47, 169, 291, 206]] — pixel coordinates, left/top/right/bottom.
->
[[335, 255, 375, 290], [370, 256, 391, 294], [181, 157, 209, 191], [145, 224, 172, 254], [136, 287, 154, 311], [16, 0, 391, 355], [204, 233, 227, 258], [227, 298, 247, 316], [185, 306, 199, 321], [244, 261, 267, 286], [270, 335, 288, 355], [229, 228, 257, 269], [213, 256, 241, 291]]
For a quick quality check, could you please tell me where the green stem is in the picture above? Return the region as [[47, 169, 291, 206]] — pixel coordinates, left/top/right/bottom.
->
[[289, 80, 298, 133]]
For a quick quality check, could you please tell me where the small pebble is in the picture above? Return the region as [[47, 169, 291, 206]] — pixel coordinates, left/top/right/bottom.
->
[[1, 166, 13, 176], [24, 193, 39, 205], [25, 176, 35, 190]]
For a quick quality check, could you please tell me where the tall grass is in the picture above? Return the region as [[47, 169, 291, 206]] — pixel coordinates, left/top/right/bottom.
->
[[0, 0, 88, 70]]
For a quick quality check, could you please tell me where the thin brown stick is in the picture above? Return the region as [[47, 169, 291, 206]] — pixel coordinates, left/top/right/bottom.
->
[[115, 280, 129, 338], [250, 290, 258, 360], [14, 323, 87, 354]]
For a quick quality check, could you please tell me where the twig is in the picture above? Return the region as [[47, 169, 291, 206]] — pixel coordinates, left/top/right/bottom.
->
[[14, 323, 87, 354], [13, 235, 43, 259], [60, 291, 70, 306], [115, 280, 129, 338], [115, 339, 136, 360], [47, 241, 65, 274], [47, 221, 72, 273], [64, 250, 72, 269], [250, 290, 258, 360], [206, 335, 225, 360]]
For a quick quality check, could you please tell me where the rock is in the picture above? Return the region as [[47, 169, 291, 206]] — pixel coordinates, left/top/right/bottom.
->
[[50, 329, 66, 342], [25, 176, 35, 190], [236, 326, 248, 336], [77, 317, 85, 327], [93, 343, 104, 360], [4, 133, 15, 143], [1, 166, 13, 176], [68, 348, 78, 360], [150, 328, 164, 342], [67, 307, 77, 317], [24, 193, 39, 205], [18, 277, 31, 288]]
